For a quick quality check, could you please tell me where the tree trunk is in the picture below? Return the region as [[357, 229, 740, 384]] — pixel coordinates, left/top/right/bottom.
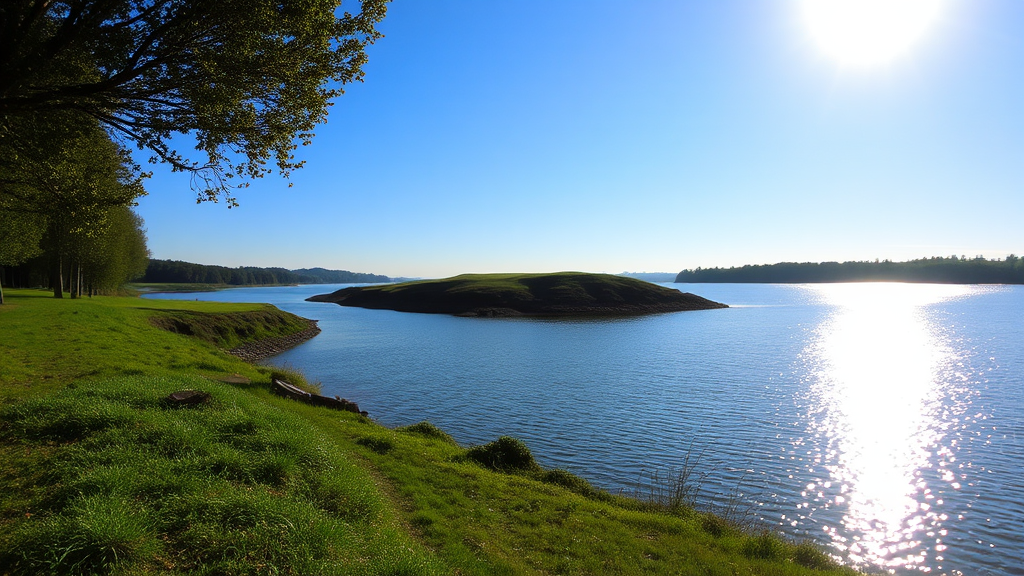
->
[[70, 260, 82, 299], [0, 267, 5, 305], [70, 260, 78, 299], [53, 255, 63, 298]]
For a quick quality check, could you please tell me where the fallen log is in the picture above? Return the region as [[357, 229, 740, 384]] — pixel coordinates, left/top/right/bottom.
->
[[271, 379, 367, 416]]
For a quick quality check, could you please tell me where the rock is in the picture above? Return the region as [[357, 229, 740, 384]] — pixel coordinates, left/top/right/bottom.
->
[[166, 390, 211, 407]]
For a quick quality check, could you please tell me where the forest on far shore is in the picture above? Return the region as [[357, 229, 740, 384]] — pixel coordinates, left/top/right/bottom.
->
[[675, 255, 1024, 284], [139, 259, 390, 286]]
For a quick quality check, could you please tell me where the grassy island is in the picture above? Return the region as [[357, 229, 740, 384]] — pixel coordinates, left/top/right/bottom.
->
[[0, 289, 857, 575], [307, 272, 728, 316]]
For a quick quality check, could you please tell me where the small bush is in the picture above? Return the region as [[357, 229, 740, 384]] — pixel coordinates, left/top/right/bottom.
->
[[397, 422, 457, 445], [466, 436, 539, 473], [269, 366, 321, 395], [541, 469, 595, 496], [742, 531, 787, 561], [700, 514, 730, 538], [793, 540, 836, 570]]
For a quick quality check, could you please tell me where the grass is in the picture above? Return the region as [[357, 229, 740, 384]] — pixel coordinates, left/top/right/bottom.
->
[[0, 288, 858, 575], [147, 307, 311, 350], [0, 376, 439, 575], [0, 288, 310, 401]]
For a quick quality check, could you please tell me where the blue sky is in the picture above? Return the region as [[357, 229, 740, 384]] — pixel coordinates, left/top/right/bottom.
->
[[136, 0, 1024, 278]]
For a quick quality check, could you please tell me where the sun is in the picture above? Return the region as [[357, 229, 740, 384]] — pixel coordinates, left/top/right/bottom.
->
[[799, 0, 947, 68]]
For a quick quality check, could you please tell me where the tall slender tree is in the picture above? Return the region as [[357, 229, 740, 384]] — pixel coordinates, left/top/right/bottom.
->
[[79, 207, 150, 294]]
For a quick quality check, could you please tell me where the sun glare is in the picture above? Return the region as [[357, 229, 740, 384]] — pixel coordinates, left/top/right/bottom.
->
[[801, 283, 977, 569], [800, 0, 947, 68]]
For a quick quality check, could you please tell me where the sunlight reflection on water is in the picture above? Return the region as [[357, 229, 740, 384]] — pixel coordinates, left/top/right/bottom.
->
[[801, 284, 981, 572]]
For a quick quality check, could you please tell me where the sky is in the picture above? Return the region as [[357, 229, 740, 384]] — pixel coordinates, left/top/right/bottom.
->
[[135, 0, 1024, 279]]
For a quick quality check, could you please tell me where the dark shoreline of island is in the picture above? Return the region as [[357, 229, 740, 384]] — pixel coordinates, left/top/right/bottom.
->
[[307, 272, 728, 317]]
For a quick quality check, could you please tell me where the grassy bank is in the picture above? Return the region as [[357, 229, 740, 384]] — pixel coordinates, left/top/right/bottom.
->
[[0, 289, 858, 575]]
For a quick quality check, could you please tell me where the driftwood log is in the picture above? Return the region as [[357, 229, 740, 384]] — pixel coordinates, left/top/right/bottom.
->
[[271, 379, 367, 416]]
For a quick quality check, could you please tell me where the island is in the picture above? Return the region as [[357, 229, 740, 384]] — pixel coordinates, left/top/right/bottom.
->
[[307, 272, 728, 316]]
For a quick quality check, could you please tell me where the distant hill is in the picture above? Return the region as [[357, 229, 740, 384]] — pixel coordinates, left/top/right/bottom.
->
[[141, 259, 390, 286], [675, 256, 1024, 284], [619, 272, 677, 283], [307, 272, 727, 317], [291, 267, 390, 284]]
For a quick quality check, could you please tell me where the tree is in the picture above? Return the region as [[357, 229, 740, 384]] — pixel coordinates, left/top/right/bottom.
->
[[0, 210, 44, 304], [0, 0, 388, 204], [79, 207, 150, 294], [0, 112, 146, 297]]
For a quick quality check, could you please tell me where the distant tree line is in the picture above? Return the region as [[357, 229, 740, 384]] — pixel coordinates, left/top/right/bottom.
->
[[290, 267, 391, 284], [619, 272, 677, 283], [141, 260, 389, 285], [675, 256, 1024, 284]]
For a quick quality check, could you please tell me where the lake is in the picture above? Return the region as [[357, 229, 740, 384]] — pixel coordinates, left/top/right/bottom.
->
[[144, 282, 1023, 575]]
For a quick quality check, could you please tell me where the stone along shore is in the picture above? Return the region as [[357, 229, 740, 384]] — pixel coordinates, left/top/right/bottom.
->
[[228, 319, 321, 362]]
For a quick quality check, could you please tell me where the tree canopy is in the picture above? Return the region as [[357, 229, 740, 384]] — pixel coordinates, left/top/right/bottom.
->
[[0, 0, 388, 203]]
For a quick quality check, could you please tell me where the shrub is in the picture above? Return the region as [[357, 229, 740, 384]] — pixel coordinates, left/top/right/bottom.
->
[[397, 422, 457, 445], [793, 540, 837, 570], [700, 513, 730, 538], [742, 531, 787, 560], [466, 436, 539, 473], [268, 366, 321, 395], [541, 469, 595, 496]]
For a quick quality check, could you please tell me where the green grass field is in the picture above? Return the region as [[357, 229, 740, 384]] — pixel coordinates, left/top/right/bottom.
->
[[0, 289, 859, 575]]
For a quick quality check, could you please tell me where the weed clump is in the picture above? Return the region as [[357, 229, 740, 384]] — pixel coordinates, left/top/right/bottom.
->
[[541, 469, 596, 496], [397, 421, 457, 445], [700, 513, 731, 538], [268, 366, 321, 394], [793, 540, 837, 570], [466, 436, 539, 473], [356, 434, 395, 454], [743, 531, 787, 560]]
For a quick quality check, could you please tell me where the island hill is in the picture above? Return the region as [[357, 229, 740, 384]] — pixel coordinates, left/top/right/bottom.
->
[[307, 272, 728, 316]]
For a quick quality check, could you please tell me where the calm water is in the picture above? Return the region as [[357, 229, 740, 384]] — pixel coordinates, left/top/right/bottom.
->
[[145, 283, 1024, 575]]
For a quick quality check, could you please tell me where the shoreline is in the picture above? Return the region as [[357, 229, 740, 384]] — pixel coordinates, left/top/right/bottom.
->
[[228, 318, 321, 362]]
